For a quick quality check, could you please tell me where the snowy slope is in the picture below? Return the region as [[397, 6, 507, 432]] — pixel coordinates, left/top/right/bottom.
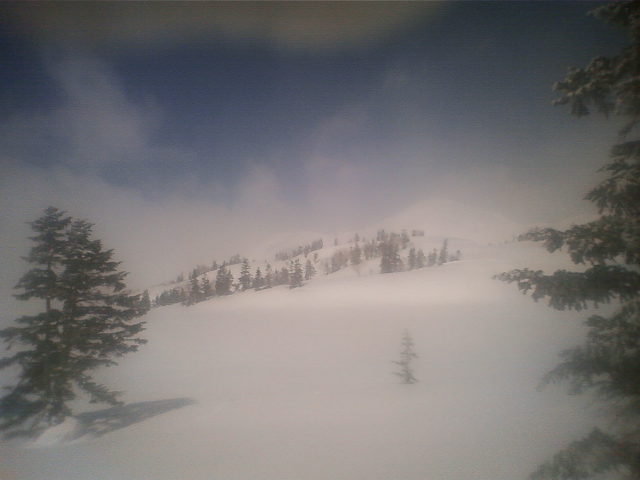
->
[[0, 242, 602, 480]]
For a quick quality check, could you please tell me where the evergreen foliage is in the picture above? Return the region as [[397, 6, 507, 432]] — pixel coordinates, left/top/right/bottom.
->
[[393, 330, 418, 384], [239, 259, 252, 291], [497, 3, 640, 477], [437, 239, 448, 265], [304, 259, 316, 280], [380, 241, 402, 273], [289, 259, 304, 288], [408, 248, 417, 270], [0, 208, 146, 436], [427, 249, 437, 267], [264, 263, 273, 288], [201, 275, 213, 299], [252, 267, 264, 290], [215, 266, 233, 295], [188, 276, 202, 304], [350, 243, 362, 266], [139, 290, 151, 313]]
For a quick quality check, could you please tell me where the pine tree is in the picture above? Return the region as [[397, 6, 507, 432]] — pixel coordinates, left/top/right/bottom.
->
[[350, 243, 362, 266], [380, 241, 402, 273], [278, 267, 290, 286], [393, 330, 418, 384], [304, 259, 316, 280], [215, 266, 232, 295], [139, 290, 151, 313], [188, 276, 201, 304], [252, 267, 264, 290], [239, 259, 252, 291], [427, 248, 437, 267], [289, 259, 304, 288], [264, 263, 273, 288], [201, 275, 213, 299], [416, 249, 426, 269], [407, 247, 417, 270], [0, 210, 146, 436], [437, 239, 448, 265], [497, 3, 640, 478], [400, 230, 410, 249]]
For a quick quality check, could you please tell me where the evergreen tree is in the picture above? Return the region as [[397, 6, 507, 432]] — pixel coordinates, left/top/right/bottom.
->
[[304, 259, 316, 280], [427, 248, 437, 267], [278, 266, 290, 286], [215, 266, 233, 295], [139, 290, 151, 313], [188, 276, 201, 304], [400, 230, 410, 249], [239, 259, 252, 291], [331, 250, 349, 273], [416, 249, 426, 269], [350, 243, 362, 266], [289, 259, 304, 288], [201, 275, 213, 299], [264, 263, 273, 288], [407, 247, 417, 270], [437, 239, 448, 265], [393, 330, 418, 384], [497, 4, 640, 478], [0, 210, 146, 436], [252, 267, 264, 290], [380, 241, 402, 273]]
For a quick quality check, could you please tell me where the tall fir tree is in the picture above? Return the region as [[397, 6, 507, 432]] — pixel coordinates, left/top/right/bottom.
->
[[416, 249, 426, 269], [239, 259, 252, 291], [0, 210, 146, 436], [497, 3, 640, 478], [188, 276, 202, 304]]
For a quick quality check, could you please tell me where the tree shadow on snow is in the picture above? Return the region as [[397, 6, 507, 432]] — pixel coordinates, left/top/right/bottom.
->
[[68, 397, 196, 441]]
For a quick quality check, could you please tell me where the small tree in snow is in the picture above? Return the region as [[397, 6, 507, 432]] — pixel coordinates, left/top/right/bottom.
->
[[437, 239, 448, 265], [304, 259, 316, 280], [393, 330, 418, 384]]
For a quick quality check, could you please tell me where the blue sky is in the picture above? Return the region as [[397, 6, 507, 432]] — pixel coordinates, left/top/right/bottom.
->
[[0, 1, 627, 288]]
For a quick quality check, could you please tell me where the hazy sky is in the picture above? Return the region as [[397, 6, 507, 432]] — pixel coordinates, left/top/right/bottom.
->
[[0, 1, 626, 291]]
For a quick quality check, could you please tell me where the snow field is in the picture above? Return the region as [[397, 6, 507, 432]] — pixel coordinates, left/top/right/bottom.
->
[[1, 242, 599, 479]]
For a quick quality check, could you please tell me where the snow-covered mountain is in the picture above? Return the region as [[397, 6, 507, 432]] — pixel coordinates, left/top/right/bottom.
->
[[0, 238, 600, 480]]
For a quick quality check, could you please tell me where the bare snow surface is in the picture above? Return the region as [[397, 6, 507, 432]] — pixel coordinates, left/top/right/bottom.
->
[[0, 242, 600, 480]]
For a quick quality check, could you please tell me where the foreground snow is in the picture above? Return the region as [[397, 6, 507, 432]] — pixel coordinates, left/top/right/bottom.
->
[[0, 243, 600, 480]]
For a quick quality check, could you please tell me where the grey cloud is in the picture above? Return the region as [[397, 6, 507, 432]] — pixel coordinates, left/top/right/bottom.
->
[[5, 2, 443, 53]]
